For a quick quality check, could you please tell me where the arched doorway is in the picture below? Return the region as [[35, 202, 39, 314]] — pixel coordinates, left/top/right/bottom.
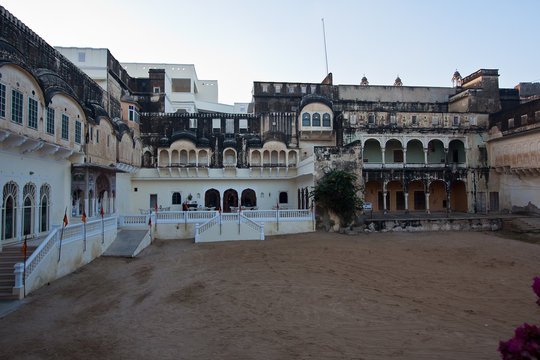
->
[[429, 181, 447, 212], [72, 189, 84, 217], [2, 182, 18, 242], [365, 181, 382, 211], [408, 180, 426, 211], [386, 181, 404, 211], [96, 175, 110, 214], [23, 183, 36, 237], [223, 189, 238, 213], [241, 189, 257, 208], [450, 180, 467, 212], [449, 140, 466, 163], [205, 189, 220, 210], [40, 184, 50, 233]]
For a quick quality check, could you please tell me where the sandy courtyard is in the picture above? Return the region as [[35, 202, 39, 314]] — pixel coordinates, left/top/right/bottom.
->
[[1, 231, 539, 359]]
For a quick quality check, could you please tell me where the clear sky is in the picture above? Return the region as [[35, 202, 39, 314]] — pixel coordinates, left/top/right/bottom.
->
[[2, 0, 539, 105]]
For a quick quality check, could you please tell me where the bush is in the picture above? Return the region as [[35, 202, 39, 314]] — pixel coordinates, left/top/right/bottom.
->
[[498, 277, 540, 359], [310, 168, 362, 226]]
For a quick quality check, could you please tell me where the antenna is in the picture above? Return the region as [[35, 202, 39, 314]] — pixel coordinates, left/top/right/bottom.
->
[[322, 18, 329, 76]]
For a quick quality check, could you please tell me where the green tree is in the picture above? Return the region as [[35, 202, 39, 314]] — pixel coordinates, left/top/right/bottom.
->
[[311, 168, 362, 226]]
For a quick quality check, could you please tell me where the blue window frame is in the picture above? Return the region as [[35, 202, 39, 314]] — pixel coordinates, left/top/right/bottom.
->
[[27, 98, 38, 129], [323, 113, 331, 127], [312, 113, 321, 126], [302, 112, 310, 126], [11, 89, 23, 124]]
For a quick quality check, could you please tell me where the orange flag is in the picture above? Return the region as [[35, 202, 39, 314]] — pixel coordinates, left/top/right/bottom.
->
[[276, 203, 279, 210], [218, 207, 221, 214], [239, 204, 242, 212], [148, 217, 152, 227], [100, 207, 104, 218], [21, 239, 27, 255], [82, 210, 87, 223], [63, 210, 68, 227], [154, 204, 158, 212]]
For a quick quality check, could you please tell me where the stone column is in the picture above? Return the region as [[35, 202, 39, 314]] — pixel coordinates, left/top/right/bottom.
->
[[404, 192, 409, 214], [383, 191, 388, 214], [425, 192, 431, 214], [423, 148, 428, 165], [381, 147, 386, 165], [402, 148, 407, 166], [446, 189, 452, 214], [445, 148, 449, 166]]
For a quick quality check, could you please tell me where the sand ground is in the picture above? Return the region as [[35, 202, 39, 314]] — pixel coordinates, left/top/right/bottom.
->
[[1, 231, 539, 359]]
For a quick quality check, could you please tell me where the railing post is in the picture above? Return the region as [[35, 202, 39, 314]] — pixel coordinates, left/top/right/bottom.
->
[[13, 262, 24, 299], [195, 223, 200, 243], [260, 223, 265, 241]]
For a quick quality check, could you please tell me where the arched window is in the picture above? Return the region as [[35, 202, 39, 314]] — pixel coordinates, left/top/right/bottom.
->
[[40, 184, 50, 232], [23, 183, 36, 237], [302, 113, 311, 126], [2, 181, 18, 241], [312, 113, 321, 126], [172, 192, 182, 205], [279, 191, 288, 204], [323, 113, 331, 126]]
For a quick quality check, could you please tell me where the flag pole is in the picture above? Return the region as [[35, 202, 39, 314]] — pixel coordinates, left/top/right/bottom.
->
[[82, 210, 87, 252], [148, 216, 153, 243], [219, 207, 222, 235], [100, 207, 104, 244], [58, 207, 68, 262], [184, 203, 188, 230], [22, 236, 27, 297], [276, 203, 279, 231]]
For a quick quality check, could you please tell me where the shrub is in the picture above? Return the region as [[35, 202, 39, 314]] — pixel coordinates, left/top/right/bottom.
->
[[498, 277, 540, 359], [310, 168, 362, 226]]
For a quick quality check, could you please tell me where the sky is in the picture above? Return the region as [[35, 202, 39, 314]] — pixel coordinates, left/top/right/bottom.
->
[[2, 0, 539, 105]]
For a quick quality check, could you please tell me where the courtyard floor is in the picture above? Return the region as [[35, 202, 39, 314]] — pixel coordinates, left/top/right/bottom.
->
[[1, 231, 539, 359]]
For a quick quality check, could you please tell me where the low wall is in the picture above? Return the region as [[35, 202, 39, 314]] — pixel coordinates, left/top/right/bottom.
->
[[18, 217, 117, 297], [364, 217, 502, 232]]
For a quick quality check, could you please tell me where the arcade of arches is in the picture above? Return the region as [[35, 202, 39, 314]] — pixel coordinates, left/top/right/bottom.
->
[[204, 188, 258, 212], [364, 179, 467, 213]]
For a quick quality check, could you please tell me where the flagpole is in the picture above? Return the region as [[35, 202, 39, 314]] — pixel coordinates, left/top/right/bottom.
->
[[219, 207, 222, 235], [101, 207, 104, 244], [22, 236, 27, 298], [82, 210, 87, 252], [276, 203, 279, 231], [59, 207, 67, 262]]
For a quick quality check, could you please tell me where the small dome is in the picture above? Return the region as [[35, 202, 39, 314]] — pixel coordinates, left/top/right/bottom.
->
[[453, 70, 462, 79], [394, 76, 402, 86], [360, 75, 369, 86], [159, 135, 169, 147]]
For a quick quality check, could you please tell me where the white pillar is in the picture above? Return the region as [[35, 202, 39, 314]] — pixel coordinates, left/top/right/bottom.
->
[[16, 188, 23, 241], [383, 191, 388, 213], [425, 192, 431, 214], [381, 147, 386, 165], [402, 148, 407, 166], [404, 192, 409, 213], [424, 148, 428, 165]]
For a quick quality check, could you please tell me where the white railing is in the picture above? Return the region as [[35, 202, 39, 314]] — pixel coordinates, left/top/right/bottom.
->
[[24, 226, 60, 278], [21, 216, 117, 281], [119, 209, 314, 228], [194, 214, 220, 243], [240, 214, 265, 240]]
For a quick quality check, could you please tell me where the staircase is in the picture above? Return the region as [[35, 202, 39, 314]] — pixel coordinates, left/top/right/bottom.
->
[[0, 245, 36, 300], [502, 217, 540, 233]]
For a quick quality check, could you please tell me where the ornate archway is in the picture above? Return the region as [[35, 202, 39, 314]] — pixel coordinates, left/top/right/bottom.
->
[[205, 189, 220, 210], [241, 189, 257, 208], [223, 189, 238, 213]]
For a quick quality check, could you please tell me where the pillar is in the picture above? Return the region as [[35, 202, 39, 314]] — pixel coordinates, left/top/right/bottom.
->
[[423, 148, 428, 165], [381, 147, 386, 165], [444, 148, 449, 166], [446, 189, 452, 214], [402, 148, 407, 166], [404, 192, 409, 214], [16, 187, 23, 241], [425, 192, 431, 214], [383, 191, 388, 214]]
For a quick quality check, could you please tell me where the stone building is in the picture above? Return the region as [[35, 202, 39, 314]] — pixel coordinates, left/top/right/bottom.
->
[[2, 3, 539, 253], [0, 7, 142, 248]]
